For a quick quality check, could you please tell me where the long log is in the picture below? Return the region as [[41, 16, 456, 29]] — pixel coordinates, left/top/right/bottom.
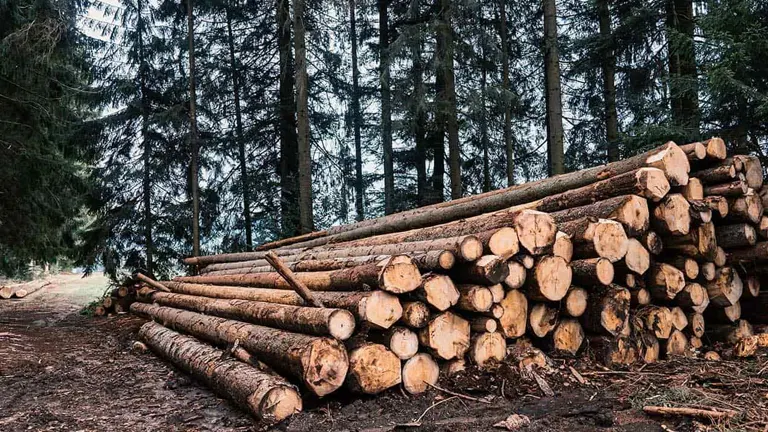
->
[[716, 223, 757, 248], [451, 255, 509, 285], [706, 319, 753, 344], [693, 162, 737, 184], [231, 144, 687, 255], [131, 303, 349, 397], [138, 322, 302, 422], [674, 283, 708, 311], [160, 282, 402, 329], [704, 179, 748, 197], [727, 241, 768, 263], [455, 284, 494, 313], [551, 195, 650, 236], [139, 290, 355, 340], [704, 196, 729, 218], [176, 258, 421, 294]]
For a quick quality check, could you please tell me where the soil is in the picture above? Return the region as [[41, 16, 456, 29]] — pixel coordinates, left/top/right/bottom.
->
[[1, 274, 766, 431]]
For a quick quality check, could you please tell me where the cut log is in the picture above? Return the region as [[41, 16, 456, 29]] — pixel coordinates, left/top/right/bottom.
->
[[470, 317, 498, 333], [706, 320, 753, 344], [516, 254, 535, 269], [660, 330, 688, 358], [418, 312, 471, 360], [669, 307, 689, 331], [441, 358, 467, 376], [528, 303, 559, 337], [652, 194, 691, 236], [139, 290, 355, 340], [743, 275, 760, 299], [640, 231, 663, 255], [176, 258, 421, 294], [705, 301, 741, 323], [700, 262, 716, 282], [103, 297, 114, 309], [484, 304, 505, 319], [138, 322, 301, 422], [726, 190, 763, 224], [716, 223, 757, 248], [637, 306, 674, 339], [680, 178, 704, 200], [401, 353, 439, 394], [161, 282, 402, 329], [570, 258, 614, 286], [13, 282, 49, 298], [714, 246, 727, 267], [469, 332, 506, 367], [130, 303, 349, 397], [264, 252, 324, 307], [488, 283, 505, 303], [548, 231, 573, 262], [346, 343, 401, 394], [686, 313, 705, 338], [564, 286, 588, 317], [376, 326, 419, 360], [694, 162, 737, 184], [621, 238, 651, 275], [477, 227, 519, 257], [704, 137, 727, 160], [452, 255, 509, 285], [636, 331, 660, 363], [704, 180, 748, 197], [680, 142, 707, 160], [727, 241, 768, 263], [689, 336, 703, 349], [647, 263, 686, 300], [400, 301, 431, 329], [413, 274, 460, 311], [504, 261, 527, 289], [674, 283, 708, 310], [455, 284, 494, 313], [589, 336, 638, 366], [548, 318, 584, 356], [704, 196, 729, 218], [552, 195, 650, 237], [735, 155, 763, 189], [687, 199, 713, 223], [525, 256, 572, 301], [705, 267, 743, 307], [624, 272, 637, 288], [759, 216, 768, 239], [666, 256, 699, 280], [560, 218, 629, 263], [630, 287, 652, 306], [498, 290, 528, 338], [582, 285, 630, 336]]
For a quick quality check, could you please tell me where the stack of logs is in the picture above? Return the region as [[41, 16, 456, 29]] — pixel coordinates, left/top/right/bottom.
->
[[0, 280, 52, 299], [129, 138, 768, 424], [93, 282, 139, 316]]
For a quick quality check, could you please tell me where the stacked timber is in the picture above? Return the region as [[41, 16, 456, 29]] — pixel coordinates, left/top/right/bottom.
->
[[0, 280, 52, 300], [93, 281, 140, 316], [129, 137, 768, 423]]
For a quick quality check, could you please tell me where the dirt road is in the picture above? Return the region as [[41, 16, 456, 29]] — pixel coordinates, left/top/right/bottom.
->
[[1, 273, 763, 431]]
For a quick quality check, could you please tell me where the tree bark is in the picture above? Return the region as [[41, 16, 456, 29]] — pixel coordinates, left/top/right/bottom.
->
[[293, 0, 314, 233], [543, 0, 564, 175], [350, 0, 365, 221], [188, 0, 200, 257], [379, 0, 394, 214], [132, 303, 349, 396], [717, 223, 757, 248], [436, 0, 461, 199], [499, 0, 513, 185], [665, 0, 699, 139], [138, 322, 301, 422], [597, 0, 619, 162]]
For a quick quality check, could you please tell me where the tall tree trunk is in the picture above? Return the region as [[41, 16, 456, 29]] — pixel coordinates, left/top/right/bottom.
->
[[293, 0, 314, 233], [188, 0, 201, 256], [598, 0, 619, 162], [226, 5, 252, 251], [481, 61, 490, 193], [429, 65, 446, 205], [409, 1, 428, 206], [543, 0, 564, 176], [499, 0, 513, 186], [436, 0, 461, 199], [379, 0, 394, 215], [350, 0, 364, 221], [665, 0, 699, 140], [138, 0, 152, 274], [277, 0, 300, 237]]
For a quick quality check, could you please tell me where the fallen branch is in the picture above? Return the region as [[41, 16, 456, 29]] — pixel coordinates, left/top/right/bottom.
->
[[642, 405, 739, 420], [265, 252, 324, 307]]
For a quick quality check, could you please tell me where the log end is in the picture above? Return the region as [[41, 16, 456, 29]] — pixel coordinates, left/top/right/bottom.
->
[[504, 261, 527, 289], [499, 290, 528, 339], [438, 251, 457, 270], [253, 386, 303, 423], [488, 227, 520, 257], [389, 327, 419, 360], [470, 332, 507, 367], [329, 310, 357, 340], [360, 291, 403, 329], [647, 142, 690, 186], [460, 236, 484, 261], [347, 343, 402, 394], [304, 338, 350, 397], [625, 238, 650, 275], [551, 319, 584, 356], [564, 286, 588, 318], [653, 194, 691, 236], [402, 353, 440, 394], [418, 312, 471, 361], [380, 261, 422, 294], [420, 274, 460, 311], [637, 168, 672, 202], [596, 258, 615, 286], [514, 210, 557, 255], [532, 256, 572, 301], [706, 137, 727, 160], [594, 220, 630, 263]]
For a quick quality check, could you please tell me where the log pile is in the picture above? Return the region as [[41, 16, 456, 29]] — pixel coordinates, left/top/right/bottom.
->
[[128, 138, 768, 423], [93, 281, 140, 316], [0, 280, 53, 299]]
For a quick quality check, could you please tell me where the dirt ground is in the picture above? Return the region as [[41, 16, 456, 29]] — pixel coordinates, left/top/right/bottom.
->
[[1, 274, 767, 431]]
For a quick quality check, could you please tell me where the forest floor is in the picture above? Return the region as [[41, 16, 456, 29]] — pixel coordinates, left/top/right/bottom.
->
[[1, 274, 767, 432]]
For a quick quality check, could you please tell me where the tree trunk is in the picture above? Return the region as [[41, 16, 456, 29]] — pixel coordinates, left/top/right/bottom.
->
[[132, 303, 349, 396], [647, 263, 686, 300], [350, 0, 364, 221], [551, 194, 649, 236], [582, 285, 630, 336], [379, 0, 394, 214], [138, 322, 301, 422], [543, 0, 564, 175], [549, 318, 585, 356], [499, 0, 513, 185], [294, 0, 314, 233], [408, 0, 428, 206], [225, 5, 252, 250], [188, 0, 201, 257], [597, 0, 619, 162], [454, 284, 494, 313], [481, 64, 490, 193], [137, 0, 153, 274], [437, 0, 461, 199], [528, 302, 559, 337], [570, 258, 614, 286], [564, 286, 588, 317], [277, 0, 300, 237], [665, 0, 699, 139]]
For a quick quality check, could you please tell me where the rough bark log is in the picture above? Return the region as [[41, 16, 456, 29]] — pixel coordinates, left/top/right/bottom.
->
[[687, 199, 712, 223], [706, 319, 753, 344], [570, 258, 614, 286], [413, 273, 459, 311], [705, 301, 741, 323], [470, 317, 498, 333], [636, 331, 660, 364], [582, 284, 630, 336], [674, 283, 708, 310], [735, 155, 763, 189], [346, 343, 401, 394], [469, 332, 506, 367], [402, 353, 439, 394], [564, 286, 588, 317], [589, 336, 637, 366], [694, 162, 737, 184], [476, 227, 519, 257], [742, 275, 760, 299], [560, 218, 629, 263], [551, 195, 649, 237], [704, 180, 748, 197], [717, 223, 757, 248], [647, 263, 686, 300], [726, 190, 763, 224], [138, 322, 301, 422], [139, 290, 355, 340], [630, 287, 651, 306], [375, 326, 419, 360], [400, 301, 430, 329], [525, 256, 572, 301], [704, 196, 729, 218], [680, 142, 706, 160], [758, 216, 768, 239], [161, 282, 402, 329], [727, 241, 768, 263], [131, 303, 349, 396], [418, 312, 471, 360], [666, 256, 699, 279], [705, 267, 743, 307], [455, 284, 494, 313], [499, 289, 528, 338], [451, 255, 509, 285], [640, 231, 663, 255], [264, 252, 324, 307]]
